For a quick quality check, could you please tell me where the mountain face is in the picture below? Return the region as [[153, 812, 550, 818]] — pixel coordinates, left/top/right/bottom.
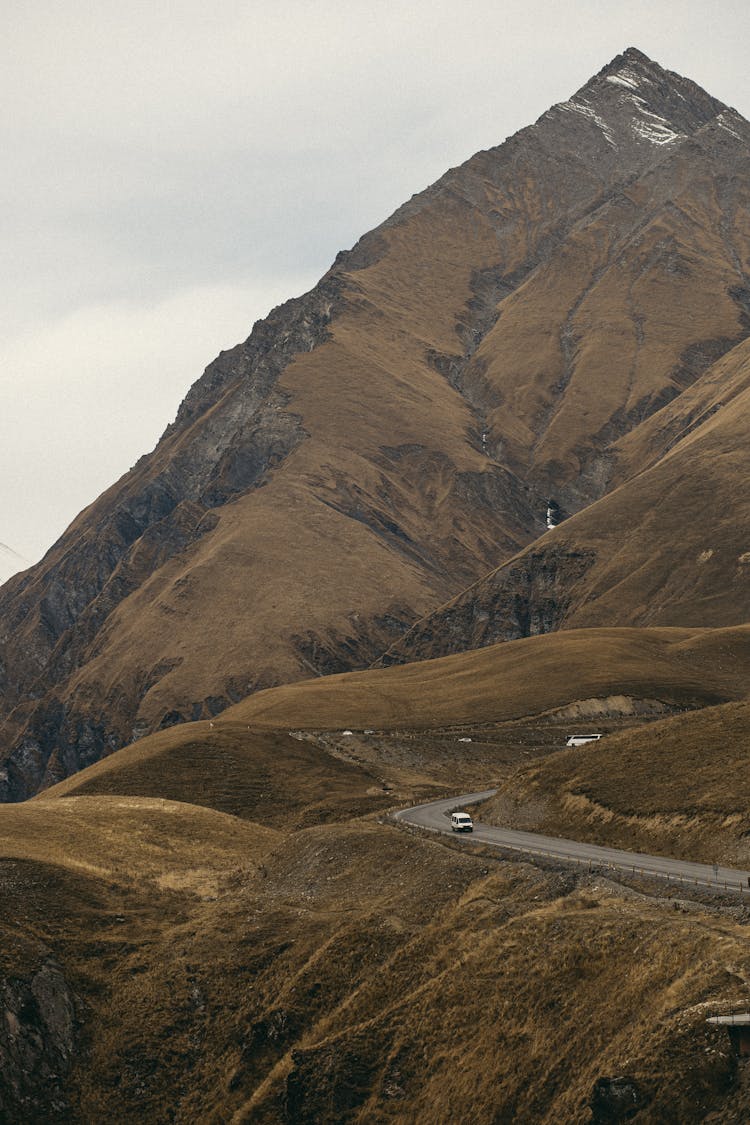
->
[[381, 332, 750, 666], [3, 47, 750, 798]]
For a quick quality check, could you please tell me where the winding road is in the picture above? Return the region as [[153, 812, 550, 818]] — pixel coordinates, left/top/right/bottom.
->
[[393, 790, 750, 894]]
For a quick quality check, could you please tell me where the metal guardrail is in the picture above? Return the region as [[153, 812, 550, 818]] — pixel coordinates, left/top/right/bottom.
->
[[394, 810, 750, 895], [490, 841, 749, 894]]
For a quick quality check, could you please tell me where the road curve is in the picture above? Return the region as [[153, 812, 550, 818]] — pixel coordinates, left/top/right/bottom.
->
[[393, 790, 750, 894]]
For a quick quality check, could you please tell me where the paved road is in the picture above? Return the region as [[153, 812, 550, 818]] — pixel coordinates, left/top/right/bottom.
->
[[393, 790, 750, 894]]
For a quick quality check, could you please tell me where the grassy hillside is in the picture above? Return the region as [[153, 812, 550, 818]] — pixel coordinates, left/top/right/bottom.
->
[[483, 697, 750, 868], [43, 622, 750, 875], [3, 792, 750, 1123], [41, 727, 400, 830], [5, 617, 750, 1119], [224, 625, 750, 731]]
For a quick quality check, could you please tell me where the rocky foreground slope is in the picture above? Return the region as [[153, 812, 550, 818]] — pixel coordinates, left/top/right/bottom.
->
[[3, 48, 750, 797], [3, 707, 750, 1123]]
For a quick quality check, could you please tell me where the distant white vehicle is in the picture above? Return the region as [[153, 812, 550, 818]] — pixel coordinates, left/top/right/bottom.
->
[[565, 734, 603, 747], [451, 811, 474, 833], [457, 736, 472, 743]]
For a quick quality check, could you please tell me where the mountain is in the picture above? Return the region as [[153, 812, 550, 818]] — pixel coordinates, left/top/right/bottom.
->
[[3, 47, 750, 798], [8, 46, 750, 1120]]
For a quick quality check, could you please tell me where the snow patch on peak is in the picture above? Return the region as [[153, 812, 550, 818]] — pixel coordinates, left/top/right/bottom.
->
[[716, 111, 743, 141], [562, 97, 616, 147], [627, 96, 684, 146], [631, 117, 683, 145], [606, 69, 640, 91]]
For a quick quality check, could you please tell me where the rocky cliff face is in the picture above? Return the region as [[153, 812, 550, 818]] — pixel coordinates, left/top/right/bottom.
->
[[0, 935, 76, 1122], [379, 546, 597, 665], [3, 48, 750, 795]]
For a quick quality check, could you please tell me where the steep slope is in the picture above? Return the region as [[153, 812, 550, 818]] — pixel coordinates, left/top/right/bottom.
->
[[383, 334, 750, 665], [3, 48, 750, 796]]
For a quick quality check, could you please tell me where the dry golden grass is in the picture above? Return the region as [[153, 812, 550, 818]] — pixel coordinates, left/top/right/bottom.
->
[[4, 803, 750, 1123], [4, 612, 750, 1120], [224, 624, 750, 731], [5, 620, 750, 1119], [41, 727, 398, 829], [40, 622, 750, 828], [235, 861, 750, 1125], [0, 794, 277, 895]]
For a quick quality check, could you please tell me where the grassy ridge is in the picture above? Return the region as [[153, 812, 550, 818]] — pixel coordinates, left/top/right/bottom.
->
[[226, 625, 750, 730], [41, 727, 397, 829]]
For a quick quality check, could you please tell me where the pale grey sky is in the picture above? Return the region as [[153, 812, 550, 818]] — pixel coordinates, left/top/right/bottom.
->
[[2, 0, 750, 578]]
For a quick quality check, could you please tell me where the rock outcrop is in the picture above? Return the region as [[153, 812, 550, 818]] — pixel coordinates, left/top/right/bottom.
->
[[0, 956, 75, 1122]]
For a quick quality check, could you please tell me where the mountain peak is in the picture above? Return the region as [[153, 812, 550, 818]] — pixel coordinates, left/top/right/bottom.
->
[[604, 46, 659, 73], [590, 46, 726, 113], [546, 46, 730, 157]]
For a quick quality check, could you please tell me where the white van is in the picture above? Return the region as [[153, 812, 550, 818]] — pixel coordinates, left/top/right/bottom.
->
[[451, 811, 474, 833]]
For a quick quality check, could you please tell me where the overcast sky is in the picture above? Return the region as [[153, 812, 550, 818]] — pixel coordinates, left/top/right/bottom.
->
[[2, 0, 750, 578]]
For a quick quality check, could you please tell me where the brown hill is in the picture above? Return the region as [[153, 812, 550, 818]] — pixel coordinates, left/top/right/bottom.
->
[[3, 49, 750, 796], [33, 620, 750, 833], [36, 622, 750, 827], [39, 726, 402, 830], [222, 623, 750, 732], [39, 619, 750, 870], [6, 589, 750, 1118]]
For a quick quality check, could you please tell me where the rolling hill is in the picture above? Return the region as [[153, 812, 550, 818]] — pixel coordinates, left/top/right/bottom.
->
[[40, 619, 750, 874], [480, 695, 750, 868]]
